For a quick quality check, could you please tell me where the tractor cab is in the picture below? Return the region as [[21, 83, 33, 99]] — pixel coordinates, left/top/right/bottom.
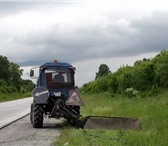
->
[[31, 61, 75, 86], [30, 61, 76, 99]]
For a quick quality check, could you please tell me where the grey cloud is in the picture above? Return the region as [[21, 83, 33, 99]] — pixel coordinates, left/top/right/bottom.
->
[[130, 12, 168, 53], [0, 2, 70, 17], [2, 10, 168, 66], [0, 2, 34, 16]]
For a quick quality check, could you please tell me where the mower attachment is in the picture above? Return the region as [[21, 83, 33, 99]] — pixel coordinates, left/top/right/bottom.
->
[[83, 116, 141, 130]]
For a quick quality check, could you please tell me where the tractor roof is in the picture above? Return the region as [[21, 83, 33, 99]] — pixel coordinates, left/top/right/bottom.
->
[[40, 61, 73, 70]]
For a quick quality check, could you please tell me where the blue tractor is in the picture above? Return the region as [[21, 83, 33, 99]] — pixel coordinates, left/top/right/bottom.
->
[[30, 60, 84, 128], [30, 60, 141, 130]]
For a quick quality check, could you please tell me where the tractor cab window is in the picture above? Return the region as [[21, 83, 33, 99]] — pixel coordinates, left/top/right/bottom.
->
[[53, 72, 65, 83], [45, 69, 74, 89], [52, 71, 73, 83]]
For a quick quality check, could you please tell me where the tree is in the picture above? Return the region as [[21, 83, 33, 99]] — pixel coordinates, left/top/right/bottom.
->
[[108, 73, 118, 93], [82, 50, 168, 94], [9, 62, 23, 91], [154, 50, 168, 87], [21, 79, 35, 93], [0, 55, 10, 81], [0, 55, 35, 94], [95, 64, 111, 79]]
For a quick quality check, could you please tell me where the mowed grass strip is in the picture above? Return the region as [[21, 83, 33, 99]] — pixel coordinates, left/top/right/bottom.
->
[[54, 91, 168, 146]]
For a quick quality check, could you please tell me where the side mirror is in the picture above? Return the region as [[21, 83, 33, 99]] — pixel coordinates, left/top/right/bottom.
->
[[30, 70, 34, 77], [69, 67, 76, 71]]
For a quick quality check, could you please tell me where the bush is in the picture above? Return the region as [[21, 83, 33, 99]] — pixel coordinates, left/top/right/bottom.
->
[[81, 50, 168, 95], [0, 86, 8, 94], [0, 85, 18, 94], [94, 77, 109, 92]]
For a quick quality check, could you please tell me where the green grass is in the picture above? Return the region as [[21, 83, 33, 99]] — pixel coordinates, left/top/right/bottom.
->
[[0, 92, 31, 102], [54, 90, 168, 146]]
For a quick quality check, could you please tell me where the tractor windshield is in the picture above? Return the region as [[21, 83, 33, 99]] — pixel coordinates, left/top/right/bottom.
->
[[45, 69, 74, 89]]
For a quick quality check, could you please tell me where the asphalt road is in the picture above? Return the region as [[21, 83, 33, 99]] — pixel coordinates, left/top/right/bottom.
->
[[0, 97, 32, 129], [0, 115, 61, 146], [0, 98, 61, 146]]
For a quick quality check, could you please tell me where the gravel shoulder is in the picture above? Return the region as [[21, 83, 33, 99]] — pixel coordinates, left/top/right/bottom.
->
[[0, 115, 62, 146]]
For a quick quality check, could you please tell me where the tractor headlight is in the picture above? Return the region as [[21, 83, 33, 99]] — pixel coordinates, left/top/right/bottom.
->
[[54, 91, 61, 97]]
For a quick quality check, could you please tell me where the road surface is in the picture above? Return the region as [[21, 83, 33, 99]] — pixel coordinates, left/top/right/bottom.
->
[[0, 115, 61, 146], [0, 98, 61, 146], [0, 97, 32, 129]]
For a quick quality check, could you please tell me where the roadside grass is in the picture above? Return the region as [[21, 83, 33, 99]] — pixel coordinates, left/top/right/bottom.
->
[[0, 92, 31, 102], [55, 90, 168, 146]]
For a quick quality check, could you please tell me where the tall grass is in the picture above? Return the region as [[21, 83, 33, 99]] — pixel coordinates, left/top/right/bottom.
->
[[55, 90, 168, 146]]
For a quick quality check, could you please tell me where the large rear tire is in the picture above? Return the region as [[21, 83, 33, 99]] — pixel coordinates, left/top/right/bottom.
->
[[33, 104, 44, 128], [30, 103, 33, 124]]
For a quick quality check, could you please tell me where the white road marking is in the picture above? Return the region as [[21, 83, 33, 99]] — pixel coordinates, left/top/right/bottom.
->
[[0, 110, 30, 129], [0, 97, 32, 129]]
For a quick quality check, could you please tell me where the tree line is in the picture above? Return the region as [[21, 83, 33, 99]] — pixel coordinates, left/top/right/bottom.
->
[[0, 55, 35, 94], [81, 50, 168, 95]]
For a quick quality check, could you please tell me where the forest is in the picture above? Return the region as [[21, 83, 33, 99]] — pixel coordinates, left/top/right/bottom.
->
[[81, 50, 168, 96], [0, 55, 35, 101]]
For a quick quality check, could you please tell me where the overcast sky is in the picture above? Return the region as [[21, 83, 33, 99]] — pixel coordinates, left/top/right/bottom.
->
[[0, 0, 168, 86]]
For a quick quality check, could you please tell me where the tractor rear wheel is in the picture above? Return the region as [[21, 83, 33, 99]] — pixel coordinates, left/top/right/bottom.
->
[[30, 103, 33, 124], [33, 104, 44, 128]]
